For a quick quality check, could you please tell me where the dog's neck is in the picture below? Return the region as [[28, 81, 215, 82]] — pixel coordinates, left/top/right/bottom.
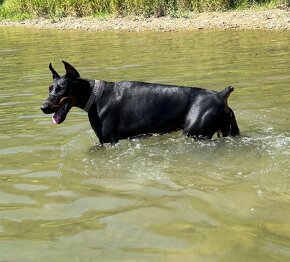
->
[[69, 78, 92, 110], [72, 78, 105, 113], [83, 80, 103, 112]]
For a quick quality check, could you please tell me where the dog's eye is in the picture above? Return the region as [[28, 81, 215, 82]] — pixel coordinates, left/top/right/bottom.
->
[[49, 86, 53, 92]]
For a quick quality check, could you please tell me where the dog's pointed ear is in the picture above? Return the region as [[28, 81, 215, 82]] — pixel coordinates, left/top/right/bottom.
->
[[62, 61, 80, 79], [49, 63, 60, 79]]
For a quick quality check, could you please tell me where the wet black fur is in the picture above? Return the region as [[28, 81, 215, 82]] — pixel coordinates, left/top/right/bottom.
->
[[41, 61, 240, 145]]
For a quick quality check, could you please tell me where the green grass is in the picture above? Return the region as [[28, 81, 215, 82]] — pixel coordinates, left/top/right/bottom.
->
[[0, 0, 289, 20]]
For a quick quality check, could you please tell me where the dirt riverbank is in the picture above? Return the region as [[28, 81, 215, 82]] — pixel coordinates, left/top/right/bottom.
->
[[0, 9, 289, 31]]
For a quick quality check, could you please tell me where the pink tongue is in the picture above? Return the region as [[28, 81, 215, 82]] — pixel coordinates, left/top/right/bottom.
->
[[52, 115, 58, 124]]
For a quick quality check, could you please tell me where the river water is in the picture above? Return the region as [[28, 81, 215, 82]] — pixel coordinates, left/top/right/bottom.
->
[[0, 27, 289, 261]]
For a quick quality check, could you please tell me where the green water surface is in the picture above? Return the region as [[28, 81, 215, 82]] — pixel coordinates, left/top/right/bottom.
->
[[0, 27, 289, 261]]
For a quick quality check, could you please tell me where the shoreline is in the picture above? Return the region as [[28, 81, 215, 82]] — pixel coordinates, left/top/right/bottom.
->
[[0, 9, 290, 31]]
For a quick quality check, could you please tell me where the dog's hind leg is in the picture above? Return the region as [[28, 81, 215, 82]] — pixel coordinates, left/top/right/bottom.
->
[[183, 107, 221, 139]]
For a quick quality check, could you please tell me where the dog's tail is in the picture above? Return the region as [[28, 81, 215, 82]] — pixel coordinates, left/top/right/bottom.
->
[[219, 86, 234, 105]]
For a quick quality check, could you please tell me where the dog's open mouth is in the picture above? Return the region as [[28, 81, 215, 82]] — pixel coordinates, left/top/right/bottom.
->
[[52, 98, 72, 124]]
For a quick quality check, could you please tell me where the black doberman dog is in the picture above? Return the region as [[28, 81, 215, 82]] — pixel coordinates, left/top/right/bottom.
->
[[41, 61, 239, 145]]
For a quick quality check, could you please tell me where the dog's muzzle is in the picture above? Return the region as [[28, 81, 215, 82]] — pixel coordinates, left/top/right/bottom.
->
[[41, 101, 54, 114]]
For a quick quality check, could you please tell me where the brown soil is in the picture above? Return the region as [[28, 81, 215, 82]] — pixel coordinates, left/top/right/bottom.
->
[[1, 9, 289, 31]]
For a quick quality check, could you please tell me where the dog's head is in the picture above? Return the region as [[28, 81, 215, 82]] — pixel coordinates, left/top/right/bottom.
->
[[41, 61, 80, 124]]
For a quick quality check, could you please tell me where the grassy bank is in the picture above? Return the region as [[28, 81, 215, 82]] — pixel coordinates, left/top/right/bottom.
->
[[0, 0, 289, 20]]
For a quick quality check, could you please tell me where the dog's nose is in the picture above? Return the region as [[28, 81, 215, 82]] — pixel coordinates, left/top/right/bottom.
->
[[41, 103, 50, 114]]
